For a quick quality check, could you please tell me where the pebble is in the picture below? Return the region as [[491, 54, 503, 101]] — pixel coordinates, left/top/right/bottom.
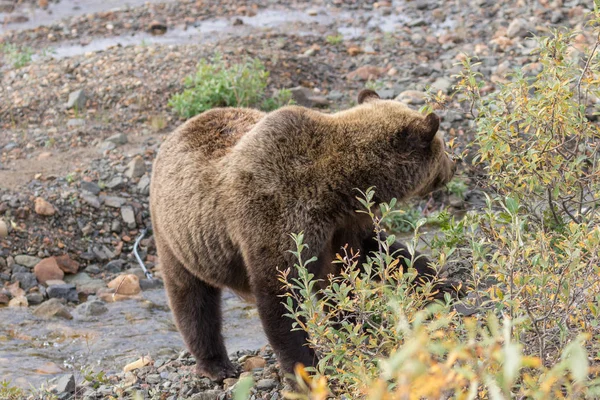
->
[[431, 77, 453, 94], [106, 176, 125, 189], [108, 274, 141, 295], [75, 300, 108, 317], [137, 175, 151, 195], [105, 133, 128, 145], [395, 90, 426, 105], [346, 65, 387, 81], [81, 192, 101, 208], [0, 219, 7, 238], [55, 254, 80, 274], [256, 378, 278, 391], [55, 374, 76, 394], [243, 356, 266, 372], [32, 298, 73, 319], [47, 283, 79, 303], [506, 18, 530, 39], [126, 156, 146, 179], [190, 391, 222, 400], [80, 181, 101, 195], [66, 89, 86, 110], [15, 255, 41, 268], [34, 197, 56, 216], [8, 296, 28, 307], [26, 292, 45, 305], [34, 257, 65, 284], [11, 272, 38, 291], [104, 196, 126, 208]]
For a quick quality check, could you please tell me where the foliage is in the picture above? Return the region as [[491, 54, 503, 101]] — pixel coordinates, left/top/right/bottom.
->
[[0, 381, 25, 400], [282, 9, 600, 399], [168, 54, 293, 118], [326, 34, 343, 45], [447, 177, 468, 200], [0, 43, 33, 69], [383, 204, 424, 233]]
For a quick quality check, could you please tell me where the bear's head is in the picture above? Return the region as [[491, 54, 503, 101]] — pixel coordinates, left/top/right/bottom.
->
[[350, 89, 456, 201]]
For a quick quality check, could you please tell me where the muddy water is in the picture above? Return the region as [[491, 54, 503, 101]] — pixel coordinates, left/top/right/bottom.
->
[[0, 0, 169, 33], [0, 289, 266, 388], [4, 0, 456, 59]]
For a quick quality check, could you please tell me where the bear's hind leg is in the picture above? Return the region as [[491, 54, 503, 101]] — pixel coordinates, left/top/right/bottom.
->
[[160, 248, 236, 381]]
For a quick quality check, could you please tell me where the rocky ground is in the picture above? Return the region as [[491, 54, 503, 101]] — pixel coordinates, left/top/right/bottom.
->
[[0, 0, 596, 398]]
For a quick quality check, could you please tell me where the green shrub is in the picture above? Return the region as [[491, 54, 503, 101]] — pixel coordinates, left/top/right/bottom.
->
[[283, 7, 600, 399], [0, 43, 33, 69], [168, 54, 292, 118]]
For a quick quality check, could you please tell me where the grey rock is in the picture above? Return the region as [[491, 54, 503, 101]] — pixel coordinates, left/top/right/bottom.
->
[[99, 141, 116, 152], [146, 374, 161, 384], [413, 65, 432, 76], [289, 86, 330, 108], [551, 10, 563, 24], [105, 176, 124, 190], [256, 379, 278, 390], [121, 206, 136, 229], [67, 118, 85, 127], [67, 90, 86, 110], [14, 255, 41, 268], [125, 157, 146, 179], [26, 292, 45, 305], [190, 390, 222, 400], [47, 284, 79, 303], [105, 133, 128, 145], [92, 245, 115, 261], [431, 77, 453, 94], [12, 264, 28, 273], [376, 89, 396, 100], [0, 1, 15, 12], [85, 264, 101, 274], [81, 193, 101, 209], [80, 181, 101, 195], [395, 90, 426, 105], [33, 298, 73, 319], [326, 90, 344, 101], [111, 219, 122, 233], [506, 18, 529, 39], [55, 374, 76, 394], [11, 272, 38, 291], [105, 260, 125, 273], [137, 175, 151, 195], [139, 278, 163, 290], [75, 300, 108, 317], [103, 196, 126, 208]]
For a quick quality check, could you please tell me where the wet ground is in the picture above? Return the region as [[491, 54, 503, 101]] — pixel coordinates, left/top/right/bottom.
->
[[0, 289, 265, 387]]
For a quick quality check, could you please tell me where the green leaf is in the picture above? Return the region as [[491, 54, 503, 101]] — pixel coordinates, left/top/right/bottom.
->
[[564, 339, 589, 382], [233, 376, 254, 400]]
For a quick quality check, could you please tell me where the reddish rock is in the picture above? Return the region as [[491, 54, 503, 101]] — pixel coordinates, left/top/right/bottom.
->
[[346, 65, 387, 81], [243, 356, 266, 372], [34, 257, 64, 285], [55, 254, 80, 274], [34, 198, 56, 216], [108, 274, 141, 295]]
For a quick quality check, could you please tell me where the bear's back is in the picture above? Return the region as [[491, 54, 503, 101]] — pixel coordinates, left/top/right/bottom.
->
[[168, 108, 266, 161]]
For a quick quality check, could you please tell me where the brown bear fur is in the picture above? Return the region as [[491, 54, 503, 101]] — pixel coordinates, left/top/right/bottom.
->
[[150, 90, 456, 381]]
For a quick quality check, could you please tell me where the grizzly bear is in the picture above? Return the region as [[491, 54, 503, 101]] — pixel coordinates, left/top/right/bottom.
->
[[150, 89, 456, 381]]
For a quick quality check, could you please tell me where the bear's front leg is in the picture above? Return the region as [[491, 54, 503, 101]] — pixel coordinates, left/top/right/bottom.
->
[[254, 282, 317, 374]]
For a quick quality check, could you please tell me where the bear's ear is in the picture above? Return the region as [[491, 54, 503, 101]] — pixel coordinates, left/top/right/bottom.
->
[[420, 113, 440, 143], [357, 89, 380, 104]]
